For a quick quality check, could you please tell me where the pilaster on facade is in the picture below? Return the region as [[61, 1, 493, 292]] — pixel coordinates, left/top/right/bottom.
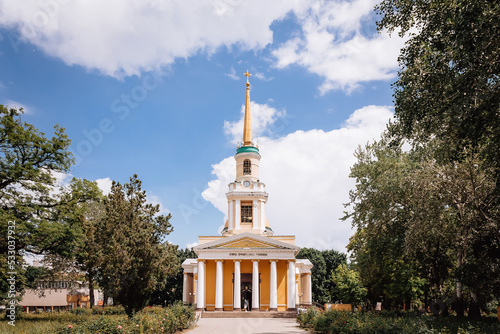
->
[[235, 199, 241, 230], [228, 200, 234, 230]]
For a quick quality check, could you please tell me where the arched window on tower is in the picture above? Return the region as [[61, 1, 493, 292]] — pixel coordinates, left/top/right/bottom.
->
[[243, 159, 251, 175]]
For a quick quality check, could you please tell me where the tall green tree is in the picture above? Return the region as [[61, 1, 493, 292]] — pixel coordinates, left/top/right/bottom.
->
[[331, 264, 367, 307], [406, 149, 499, 317], [150, 247, 197, 306], [345, 138, 429, 309], [296, 248, 346, 304], [97, 175, 178, 316], [345, 137, 499, 314], [1, 105, 74, 302], [71, 188, 105, 309]]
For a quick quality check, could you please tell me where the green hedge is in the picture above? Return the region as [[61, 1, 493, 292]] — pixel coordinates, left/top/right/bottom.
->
[[297, 308, 500, 334], [55, 302, 197, 334]]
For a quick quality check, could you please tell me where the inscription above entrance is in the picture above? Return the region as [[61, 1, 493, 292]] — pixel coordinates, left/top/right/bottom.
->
[[229, 252, 268, 257]]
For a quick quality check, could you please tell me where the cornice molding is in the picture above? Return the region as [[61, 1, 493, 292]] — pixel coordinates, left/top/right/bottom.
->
[[226, 192, 268, 199]]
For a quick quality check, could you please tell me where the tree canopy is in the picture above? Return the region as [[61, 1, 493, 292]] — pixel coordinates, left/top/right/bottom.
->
[[0, 105, 76, 302], [376, 0, 500, 166], [297, 248, 347, 304]]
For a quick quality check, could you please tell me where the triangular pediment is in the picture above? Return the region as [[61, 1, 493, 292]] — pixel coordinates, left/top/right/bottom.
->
[[194, 232, 299, 252], [217, 238, 276, 249]]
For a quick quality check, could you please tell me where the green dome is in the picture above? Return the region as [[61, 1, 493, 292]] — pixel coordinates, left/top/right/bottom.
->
[[236, 146, 259, 154]]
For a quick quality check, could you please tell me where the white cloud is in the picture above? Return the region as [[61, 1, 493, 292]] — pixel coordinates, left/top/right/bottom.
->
[[0, 0, 307, 77], [225, 67, 240, 80], [0, 1, 404, 92], [272, 0, 406, 93], [148, 193, 171, 215], [95, 177, 113, 195], [203, 104, 393, 251], [186, 242, 198, 249], [3, 99, 34, 114], [253, 72, 272, 81]]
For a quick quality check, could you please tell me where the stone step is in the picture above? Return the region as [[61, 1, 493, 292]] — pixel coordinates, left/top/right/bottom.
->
[[200, 311, 297, 318]]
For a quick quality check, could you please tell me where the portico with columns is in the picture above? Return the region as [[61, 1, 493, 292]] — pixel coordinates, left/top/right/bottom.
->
[[182, 70, 313, 312]]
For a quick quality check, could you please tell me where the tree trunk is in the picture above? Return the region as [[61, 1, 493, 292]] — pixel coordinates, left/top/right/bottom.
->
[[468, 290, 481, 319], [88, 274, 95, 309], [456, 253, 465, 317], [103, 291, 108, 307]]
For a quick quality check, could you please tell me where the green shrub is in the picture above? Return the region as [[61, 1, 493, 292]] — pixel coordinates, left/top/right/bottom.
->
[[296, 310, 500, 334], [54, 302, 196, 334], [297, 307, 319, 329], [91, 307, 105, 315], [103, 305, 126, 315], [132, 302, 196, 334], [69, 308, 87, 315], [55, 317, 125, 334]]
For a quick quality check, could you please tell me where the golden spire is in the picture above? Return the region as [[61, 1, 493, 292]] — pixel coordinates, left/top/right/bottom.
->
[[243, 70, 252, 147]]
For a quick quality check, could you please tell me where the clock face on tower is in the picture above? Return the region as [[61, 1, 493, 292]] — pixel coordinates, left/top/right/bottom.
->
[[243, 181, 250, 187]]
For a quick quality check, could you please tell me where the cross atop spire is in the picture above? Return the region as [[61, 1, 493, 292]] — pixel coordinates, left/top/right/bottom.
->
[[244, 70, 252, 84]]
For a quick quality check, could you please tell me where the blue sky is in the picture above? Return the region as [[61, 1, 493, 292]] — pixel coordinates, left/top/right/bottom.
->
[[0, 0, 405, 253]]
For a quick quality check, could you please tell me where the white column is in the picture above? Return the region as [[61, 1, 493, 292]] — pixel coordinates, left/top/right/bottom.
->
[[215, 260, 223, 311], [287, 261, 296, 310], [194, 279, 198, 305], [260, 200, 266, 233], [182, 273, 188, 304], [296, 280, 299, 306], [304, 273, 312, 304], [228, 200, 234, 230], [252, 260, 260, 311], [197, 261, 205, 310], [233, 261, 241, 311], [235, 199, 241, 230], [269, 260, 278, 311]]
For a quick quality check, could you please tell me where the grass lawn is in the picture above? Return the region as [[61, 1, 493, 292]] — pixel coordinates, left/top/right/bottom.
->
[[1, 303, 197, 334], [0, 313, 128, 334]]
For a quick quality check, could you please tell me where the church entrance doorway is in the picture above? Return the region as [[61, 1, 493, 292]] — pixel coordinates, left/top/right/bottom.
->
[[241, 281, 252, 311], [240, 273, 260, 311], [241, 273, 252, 310]]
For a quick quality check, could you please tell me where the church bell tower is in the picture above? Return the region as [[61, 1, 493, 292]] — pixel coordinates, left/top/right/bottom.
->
[[222, 70, 273, 236]]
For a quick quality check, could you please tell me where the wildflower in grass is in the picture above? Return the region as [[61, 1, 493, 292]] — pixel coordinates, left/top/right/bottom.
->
[[67, 325, 73, 328], [118, 325, 122, 329]]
